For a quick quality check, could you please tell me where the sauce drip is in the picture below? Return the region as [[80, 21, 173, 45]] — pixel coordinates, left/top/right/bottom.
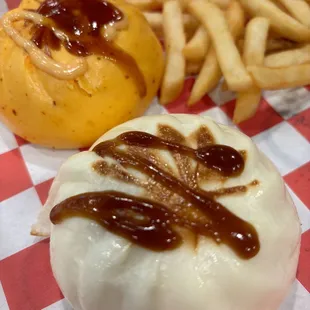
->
[[50, 131, 260, 259], [51, 191, 183, 251], [119, 131, 244, 176], [29, 0, 146, 96]]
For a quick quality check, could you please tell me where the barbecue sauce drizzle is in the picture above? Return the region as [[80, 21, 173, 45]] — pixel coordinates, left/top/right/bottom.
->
[[29, 0, 146, 96], [50, 131, 260, 259]]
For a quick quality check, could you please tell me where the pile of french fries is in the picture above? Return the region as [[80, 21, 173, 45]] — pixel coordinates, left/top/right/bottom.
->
[[127, 0, 310, 123]]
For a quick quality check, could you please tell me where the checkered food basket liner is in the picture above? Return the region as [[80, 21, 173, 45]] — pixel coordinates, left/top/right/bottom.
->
[[0, 1, 309, 309]]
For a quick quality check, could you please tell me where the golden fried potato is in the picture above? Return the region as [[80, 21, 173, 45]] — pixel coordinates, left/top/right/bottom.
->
[[0, 0, 164, 149]]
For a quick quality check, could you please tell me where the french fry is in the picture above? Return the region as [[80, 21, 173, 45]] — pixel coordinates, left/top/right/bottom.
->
[[188, 0, 245, 103], [239, 0, 310, 42], [221, 0, 246, 92], [248, 64, 310, 89], [234, 92, 261, 123], [160, 0, 186, 105], [143, 12, 198, 36], [188, 48, 222, 105], [188, 1, 252, 92], [225, 0, 246, 39], [126, 0, 163, 11], [186, 61, 203, 75], [183, 26, 210, 62], [264, 44, 310, 67], [276, 0, 310, 28], [185, 0, 244, 71], [209, 0, 232, 9], [234, 17, 270, 124], [242, 18, 270, 66]]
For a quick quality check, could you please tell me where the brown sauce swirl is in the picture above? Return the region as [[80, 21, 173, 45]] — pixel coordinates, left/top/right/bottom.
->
[[29, 0, 146, 96], [50, 131, 260, 259]]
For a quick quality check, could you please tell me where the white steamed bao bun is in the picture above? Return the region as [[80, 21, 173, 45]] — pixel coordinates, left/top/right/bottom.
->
[[32, 114, 301, 310]]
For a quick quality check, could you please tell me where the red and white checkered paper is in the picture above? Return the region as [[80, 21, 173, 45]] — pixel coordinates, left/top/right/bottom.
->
[[0, 1, 310, 309]]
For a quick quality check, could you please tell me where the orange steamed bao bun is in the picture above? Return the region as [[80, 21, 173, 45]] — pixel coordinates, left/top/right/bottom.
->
[[0, 0, 164, 148]]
